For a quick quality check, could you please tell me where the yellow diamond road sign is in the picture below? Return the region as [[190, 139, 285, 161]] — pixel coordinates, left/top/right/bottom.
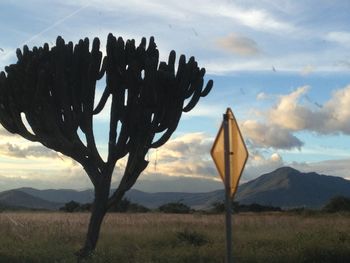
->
[[211, 108, 248, 198]]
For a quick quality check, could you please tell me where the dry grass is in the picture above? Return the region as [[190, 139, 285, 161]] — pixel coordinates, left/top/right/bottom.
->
[[0, 212, 349, 262]]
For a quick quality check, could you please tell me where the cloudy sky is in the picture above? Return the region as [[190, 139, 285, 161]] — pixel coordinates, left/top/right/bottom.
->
[[0, 0, 350, 192]]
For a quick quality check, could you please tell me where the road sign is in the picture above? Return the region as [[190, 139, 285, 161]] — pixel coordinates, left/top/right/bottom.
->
[[211, 108, 249, 263], [211, 107, 248, 198]]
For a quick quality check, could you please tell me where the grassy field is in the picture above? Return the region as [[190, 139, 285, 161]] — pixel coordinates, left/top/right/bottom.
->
[[0, 212, 349, 263]]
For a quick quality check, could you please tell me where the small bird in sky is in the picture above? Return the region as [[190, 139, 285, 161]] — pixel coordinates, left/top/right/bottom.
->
[[314, 102, 323, 108], [191, 27, 199, 36], [0, 48, 4, 52]]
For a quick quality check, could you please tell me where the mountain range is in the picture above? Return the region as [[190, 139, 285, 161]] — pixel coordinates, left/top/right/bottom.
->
[[0, 167, 349, 210]]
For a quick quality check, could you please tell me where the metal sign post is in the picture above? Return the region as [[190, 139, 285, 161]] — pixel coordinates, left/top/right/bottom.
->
[[211, 107, 249, 263], [223, 113, 233, 263]]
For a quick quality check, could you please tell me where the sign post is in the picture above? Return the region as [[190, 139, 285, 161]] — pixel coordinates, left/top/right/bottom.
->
[[211, 108, 248, 263], [223, 113, 232, 263]]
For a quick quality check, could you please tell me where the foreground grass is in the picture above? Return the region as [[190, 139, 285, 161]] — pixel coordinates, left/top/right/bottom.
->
[[0, 212, 349, 262]]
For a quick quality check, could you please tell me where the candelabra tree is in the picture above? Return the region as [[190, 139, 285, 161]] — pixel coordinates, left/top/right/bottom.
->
[[0, 33, 213, 258]]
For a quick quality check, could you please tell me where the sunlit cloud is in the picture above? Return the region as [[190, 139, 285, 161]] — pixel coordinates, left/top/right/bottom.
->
[[240, 85, 350, 155], [268, 85, 350, 134], [241, 120, 303, 150]]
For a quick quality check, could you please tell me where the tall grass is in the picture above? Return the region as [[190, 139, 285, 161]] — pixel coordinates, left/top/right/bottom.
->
[[0, 212, 349, 262]]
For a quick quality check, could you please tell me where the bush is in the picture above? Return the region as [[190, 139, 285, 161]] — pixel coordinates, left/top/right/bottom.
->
[[158, 202, 191, 214], [128, 203, 150, 213], [323, 196, 350, 213], [209, 201, 281, 213], [59, 198, 149, 213], [59, 201, 81, 212], [109, 198, 150, 213], [239, 203, 282, 212], [176, 229, 209, 247], [109, 198, 131, 212]]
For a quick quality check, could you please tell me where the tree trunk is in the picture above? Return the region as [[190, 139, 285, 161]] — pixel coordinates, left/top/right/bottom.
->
[[76, 180, 110, 261]]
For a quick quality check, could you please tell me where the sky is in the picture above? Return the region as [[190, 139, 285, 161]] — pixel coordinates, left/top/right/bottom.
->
[[0, 0, 350, 192]]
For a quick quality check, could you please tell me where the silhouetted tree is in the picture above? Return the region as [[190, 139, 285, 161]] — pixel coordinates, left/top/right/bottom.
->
[[0, 33, 213, 259]]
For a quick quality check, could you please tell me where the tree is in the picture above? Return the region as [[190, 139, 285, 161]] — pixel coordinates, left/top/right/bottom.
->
[[60, 200, 82, 212], [108, 197, 131, 212], [108, 198, 150, 213], [0, 33, 213, 258], [323, 196, 350, 213], [158, 202, 191, 214], [59, 201, 92, 212]]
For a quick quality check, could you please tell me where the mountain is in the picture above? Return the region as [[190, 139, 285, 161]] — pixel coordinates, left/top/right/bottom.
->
[[18, 187, 94, 204], [0, 190, 62, 210], [16, 188, 223, 209], [1, 167, 350, 210], [124, 189, 223, 209], [235, 167, 350, 208]]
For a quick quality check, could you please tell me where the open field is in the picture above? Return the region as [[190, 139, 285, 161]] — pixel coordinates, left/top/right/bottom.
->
[[0, 212, 349, 263]]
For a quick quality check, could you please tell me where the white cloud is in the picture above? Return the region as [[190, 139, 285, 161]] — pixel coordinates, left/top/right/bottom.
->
[[0, 143, 60, 159], [242, 150, 283, 182], [68, 0, 294, 33], [241, 120, 303, 149], [267, 85, 350, 134], [239, 85, 350, 153], [268, 86, 313, 130], [214, 3, 294, 33], [290, 158, 350, 179], [326, 31, 350, 46], [216, 33, 260, 56], [120, 133, 220, 188], [256, 92, 269, 100], [185, 104, 224, 119]]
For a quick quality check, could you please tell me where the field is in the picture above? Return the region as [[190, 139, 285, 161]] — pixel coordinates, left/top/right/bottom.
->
[[0, 212, 349, 263]]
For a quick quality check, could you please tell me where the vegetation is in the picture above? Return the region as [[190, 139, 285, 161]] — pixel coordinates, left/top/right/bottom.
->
[[210, 201, 282, 213], [108, 198, 150, 213], [158, 202, 191, 214], [0, 212, 349, 262], [0, 34, 213, 258], [59, 199, 149, 213], [59, 201, 92, 213], [323, 196, 350, 213]]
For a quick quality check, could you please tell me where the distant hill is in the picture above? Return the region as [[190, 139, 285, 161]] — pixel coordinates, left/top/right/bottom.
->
[[18, 187, 94, 204], [16, 188, 223, 210], [0, 190, 62, 210], [124, 189, 223, 209], [235, 167, 350, 208], [1, 167, 349, 210]]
